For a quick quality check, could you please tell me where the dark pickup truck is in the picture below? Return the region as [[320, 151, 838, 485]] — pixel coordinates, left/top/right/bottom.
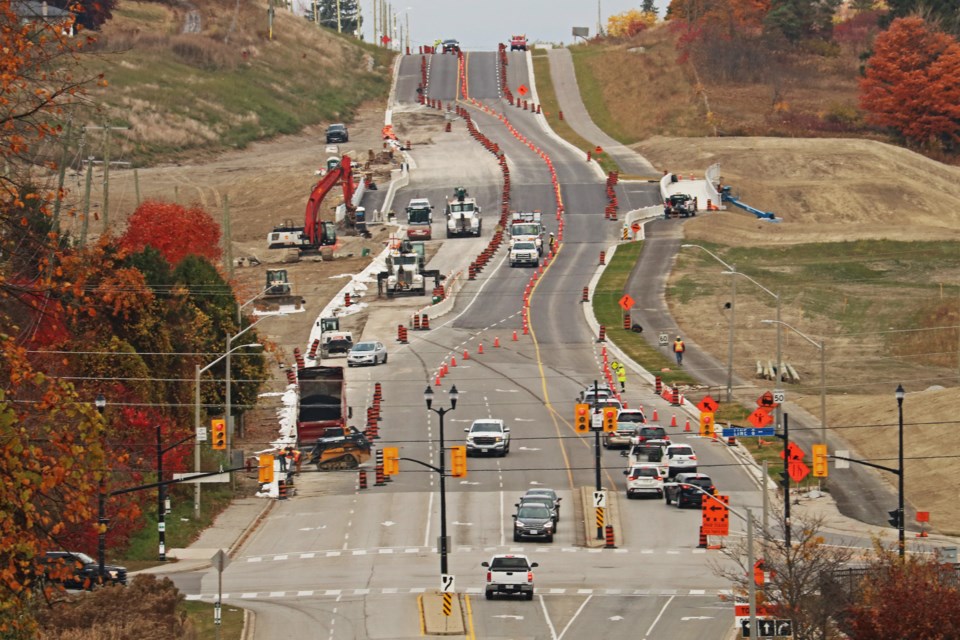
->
[[43, 551, 127, 590]]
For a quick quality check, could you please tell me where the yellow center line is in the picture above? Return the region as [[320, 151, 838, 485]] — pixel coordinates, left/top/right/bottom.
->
[[464, 594, 476, 639]]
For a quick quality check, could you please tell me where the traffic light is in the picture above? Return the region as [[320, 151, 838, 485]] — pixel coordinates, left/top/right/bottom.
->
[[602, 407, 618, 433], [383, 447, 399, 475], [574, 403, 590, 433], [450, 446, 467, 477], [888, 508, 902, 528], [753, 559, 765, 586], [211, 418, 227, 450], [258, 454, 274, 483], [699, 412, 715, 437], [812, 444, 828, 478], [778, 470, 790, 489]]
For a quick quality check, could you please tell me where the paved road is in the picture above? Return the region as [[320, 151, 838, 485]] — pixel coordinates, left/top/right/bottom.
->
[[171, 49, 760, 640]]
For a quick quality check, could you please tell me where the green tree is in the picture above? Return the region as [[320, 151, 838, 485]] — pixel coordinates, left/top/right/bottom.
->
[[883, 0, 960, 35], [317, 0, 362, 34], [643, 0, 658, 13], [765, 0, 842, 42]]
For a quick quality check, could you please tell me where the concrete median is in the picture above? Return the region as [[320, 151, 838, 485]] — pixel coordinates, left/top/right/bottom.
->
[[420, 590, 465, 636]]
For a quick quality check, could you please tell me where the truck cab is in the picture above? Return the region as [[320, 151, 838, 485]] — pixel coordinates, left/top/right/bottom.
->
[[406, 198, 434, 240], [509, 211, 544, 254]]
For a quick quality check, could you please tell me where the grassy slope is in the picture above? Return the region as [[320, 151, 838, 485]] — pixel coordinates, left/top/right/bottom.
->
[[79, 0, 393, 165]]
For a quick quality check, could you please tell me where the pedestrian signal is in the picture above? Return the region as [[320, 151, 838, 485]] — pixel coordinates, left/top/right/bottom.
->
[[211, 419, 227, 451], [450, 446, 467, 478], [812, 444, 828, 478], [574, 403, 590, 433], [602, 406, 618, 432], [383, 447, 400, 475], [258, 454, 274, 484]]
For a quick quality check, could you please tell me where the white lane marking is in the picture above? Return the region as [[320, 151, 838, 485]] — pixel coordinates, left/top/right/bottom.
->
[[557, 595, 593, 640], [539, 593, 559, 640], [381, 521, 396, 527], [493, 614, 524, 620], [424, 490, 434, 548], [644, 594, 675, 639]]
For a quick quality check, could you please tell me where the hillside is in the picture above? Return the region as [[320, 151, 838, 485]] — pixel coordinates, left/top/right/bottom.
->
[[77, 0, 393, 165]]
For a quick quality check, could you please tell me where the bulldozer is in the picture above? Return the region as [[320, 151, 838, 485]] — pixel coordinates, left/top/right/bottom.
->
[[256, 269, 304, 310], [307, 426, 371, 471]]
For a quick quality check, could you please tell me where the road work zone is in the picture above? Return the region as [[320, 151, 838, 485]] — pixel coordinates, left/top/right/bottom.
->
[[420, 590, 466, 635]]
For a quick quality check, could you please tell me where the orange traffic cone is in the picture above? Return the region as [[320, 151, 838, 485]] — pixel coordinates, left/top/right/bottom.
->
[[684, 419, 691, 432], [478, 343, 484, 354], [494, 337, 501, 347], [652, 408, 659, 421], [435, 375, 441, 386], [698, 526, 708, 549], [463, 350, 470, 360], [451, 356, 457, 367], [670, 414, 678, 427], [512, 330, 518, 341]]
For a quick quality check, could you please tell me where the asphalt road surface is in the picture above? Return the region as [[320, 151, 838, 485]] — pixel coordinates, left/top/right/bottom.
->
[[173, 49, 764, 640]]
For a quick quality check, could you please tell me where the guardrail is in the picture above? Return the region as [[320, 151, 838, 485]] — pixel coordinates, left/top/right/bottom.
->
[[621, 205, 664, 240]]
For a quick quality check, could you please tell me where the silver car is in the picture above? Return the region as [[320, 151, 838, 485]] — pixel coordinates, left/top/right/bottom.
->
[[347, 341, 387, 366]]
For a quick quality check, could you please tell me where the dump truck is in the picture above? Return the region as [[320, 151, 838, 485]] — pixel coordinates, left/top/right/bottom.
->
[[307, 426, 371, 470], [296, 365, 349, 444], [406, 198, 434, 240], [445, 187, 482, 237]]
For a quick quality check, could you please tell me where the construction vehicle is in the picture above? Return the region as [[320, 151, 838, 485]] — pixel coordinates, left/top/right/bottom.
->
[[254, 269, 304, 310], [316, 317, 353, 359], [445, 187, 482, 237], [307, 426, 371, 470], [377, 239, 442, 296], [406, 198, 434, 240], [508, 211, 544, 254], [664, 193, 696, 219], [266, 154, 356, 252], [296, 365, 350, 443], [510, 34, 528, 51]]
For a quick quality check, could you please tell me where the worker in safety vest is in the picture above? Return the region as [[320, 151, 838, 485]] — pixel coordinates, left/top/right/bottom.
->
[[673, 336, 686, 365], [548, 232, 556, 252], [611, 361, 627, 392]]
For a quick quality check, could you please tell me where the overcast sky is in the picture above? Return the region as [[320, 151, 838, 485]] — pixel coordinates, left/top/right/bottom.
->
[[357, 0, 662, 50]]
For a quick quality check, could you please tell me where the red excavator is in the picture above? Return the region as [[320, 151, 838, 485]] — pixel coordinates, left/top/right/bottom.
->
[[266, 155, 357, 251]]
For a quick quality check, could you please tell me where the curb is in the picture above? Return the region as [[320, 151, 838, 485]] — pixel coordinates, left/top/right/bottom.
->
[[578, 485, 622, 549]]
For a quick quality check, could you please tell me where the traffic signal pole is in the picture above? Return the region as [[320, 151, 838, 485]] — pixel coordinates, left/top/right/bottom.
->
[[782, 413, 790, 548], [593, 380, 603, 540]]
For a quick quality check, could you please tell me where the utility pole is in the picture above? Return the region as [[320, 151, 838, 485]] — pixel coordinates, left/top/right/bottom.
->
[[85, 124, 130, 233], [336, 0, 341, 32], [134, 168, 141, 206], [372, 0, 377, 44], [222, 196, 234, 278], [80, 155, 94, 247], [405, 10, 409, 52]]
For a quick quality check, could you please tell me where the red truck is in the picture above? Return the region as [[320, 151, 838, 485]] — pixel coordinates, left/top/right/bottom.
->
[[510, 35, 528, 51], [297, 365, 350, 444]]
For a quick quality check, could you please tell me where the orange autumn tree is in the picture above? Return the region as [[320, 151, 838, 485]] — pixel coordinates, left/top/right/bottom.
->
[[0, 0, 110, 634], [860, 17, 960, 150], [118, 200, 223, 266]]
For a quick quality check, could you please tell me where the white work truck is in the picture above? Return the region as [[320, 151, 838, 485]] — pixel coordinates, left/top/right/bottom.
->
[[481, 554, 539, 600]]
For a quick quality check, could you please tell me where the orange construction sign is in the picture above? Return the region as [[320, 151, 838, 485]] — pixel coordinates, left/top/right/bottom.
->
[[697, 395, 719, 414], [618, 294, 635, 311], [701, 494, 729, 536], [517, 84, 529, 96], [747, 406, 774, 429]]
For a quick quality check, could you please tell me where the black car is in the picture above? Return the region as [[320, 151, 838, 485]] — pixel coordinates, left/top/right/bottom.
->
[[516, 496, 559, 526], [442, 39, 461, 53], [325, 123, 349, 143], [43, 551, 127, 590], [636, 426, 668, 443], [523, 488, 561, 518], [664, 473, 715, 509], [513, 504, 555, 542]]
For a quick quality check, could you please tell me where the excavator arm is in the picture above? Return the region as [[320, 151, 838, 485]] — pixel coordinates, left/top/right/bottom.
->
[[304, 155, 356, 247]]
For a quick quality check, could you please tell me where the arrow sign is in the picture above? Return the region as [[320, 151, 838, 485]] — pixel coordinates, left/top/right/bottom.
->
[[619, 294, 635, 311], [697, 395, 719, 414]]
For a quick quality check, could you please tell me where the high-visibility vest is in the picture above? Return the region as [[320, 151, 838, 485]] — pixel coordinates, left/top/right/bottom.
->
[[674, 340, 685, 353]]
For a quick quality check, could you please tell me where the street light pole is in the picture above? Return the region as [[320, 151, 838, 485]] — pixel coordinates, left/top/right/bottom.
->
[[94, 394, 107, 583], [425, 385, 458, 576], [681, 244, 736, 402], [225, 314, 274, 457], [896, 384, 905, 559], [194, 343, 263, 519]]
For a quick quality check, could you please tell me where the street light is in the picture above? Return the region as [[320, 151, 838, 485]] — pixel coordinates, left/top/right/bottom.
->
[[896, 383, 905, 559], [194, 342, 264, 519], [95, 394, 107, 583], [722, 270, 781, 429], [681, 244, 736, 402], [761, 320, 826, 445], [424, 384, 458, 576]]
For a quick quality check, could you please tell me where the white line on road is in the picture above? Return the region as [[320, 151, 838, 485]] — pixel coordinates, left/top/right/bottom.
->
[[556, 595, 592, 640], [539, 593, 559, 640], [644, 594, 675, 639]]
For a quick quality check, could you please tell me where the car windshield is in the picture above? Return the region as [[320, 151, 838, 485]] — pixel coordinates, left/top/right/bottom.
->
[[518, 506, 550, 519], [633, 468, 659, 477], [521, 497, 552, 508], [353, 343, 376, 352], [491, 557, 529, 571], [670, 446, 694, 456], [686, 477, 713, 489], [511, 224, 540, 236], [525, 490, 557, 500], [514, 242, 536, 251], [70, 552, 95, 564], [329, 125, 345, 132], [642, 428, 665, 436], [618, 412, 645, 423], [471, 422, 502, 433]]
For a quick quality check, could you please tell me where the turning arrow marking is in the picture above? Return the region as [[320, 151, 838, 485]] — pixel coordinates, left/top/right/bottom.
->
[[381, 521, 396, 527], [609, 615, 624, 621], [514, 418, 535, 422], [459, 480, 480, 485]]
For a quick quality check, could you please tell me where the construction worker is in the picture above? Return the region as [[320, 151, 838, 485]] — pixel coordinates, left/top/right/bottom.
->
[[674, 336, 686, 366], [612, 361, 627, 392], [548, 232, 556, 252]]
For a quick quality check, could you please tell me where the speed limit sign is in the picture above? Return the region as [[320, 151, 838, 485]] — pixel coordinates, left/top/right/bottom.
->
[[659, 332, 669, 346], [773, 390, 786, 404]]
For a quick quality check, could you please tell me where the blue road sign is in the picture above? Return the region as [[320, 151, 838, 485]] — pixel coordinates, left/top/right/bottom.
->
[[723, 426, 775, 438]]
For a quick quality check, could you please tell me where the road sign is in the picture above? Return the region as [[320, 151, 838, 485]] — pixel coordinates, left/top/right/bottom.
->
[[748, 407, 774, 429], [593, 490, 607, 508], [517, 84, 529, 96], [779, 442, 805, 461], [701, 494, 729, 536], [211, 549, 230, 572], [618, 294, 635, 311], [196, 426, 208, 442], [835, 449, 850, 469], [776, 620, 793, 636], [440, 574, 455, 593], [741, 618, 787, 637], [697, 395, 719, 414], [757, 391, 777, 408], [723, 426, 775, 438], [658, 332, 669, 346], [788, 460, 810, 483], [773, 389, 786, 404]]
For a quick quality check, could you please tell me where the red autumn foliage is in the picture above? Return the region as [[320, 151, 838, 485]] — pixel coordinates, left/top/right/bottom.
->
[[859, 17, 960, 150], [118, 200, 223, 266]]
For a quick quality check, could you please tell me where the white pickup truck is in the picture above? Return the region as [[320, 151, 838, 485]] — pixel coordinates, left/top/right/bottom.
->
[[481, 554, 539, 600]]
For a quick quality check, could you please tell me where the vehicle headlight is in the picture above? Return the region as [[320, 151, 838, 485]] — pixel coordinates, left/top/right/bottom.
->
[[108, 570, 118, 579], [494, 437, 502, 442], [544, 521, 554, 529]]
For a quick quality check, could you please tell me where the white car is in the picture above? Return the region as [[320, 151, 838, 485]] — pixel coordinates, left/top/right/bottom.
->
[[465, 419, 510, 456], [663, 443, 697, 478], [347, 341, 388, 366], [509, 241, 540, 267], [623, 463, 665, 499]]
